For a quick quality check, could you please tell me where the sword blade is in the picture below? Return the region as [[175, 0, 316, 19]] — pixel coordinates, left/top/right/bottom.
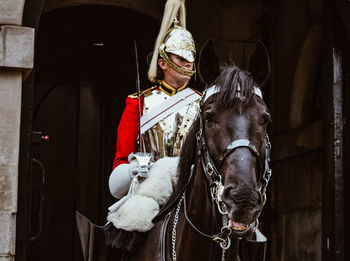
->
[[134, 40, 142, 152]]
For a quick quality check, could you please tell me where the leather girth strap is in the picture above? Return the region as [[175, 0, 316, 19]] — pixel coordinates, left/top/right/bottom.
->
[[159, 211, 173, 261]]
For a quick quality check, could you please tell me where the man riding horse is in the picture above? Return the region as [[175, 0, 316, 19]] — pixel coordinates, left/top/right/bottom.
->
[[106, 0, 201, 252], [104, 1, 270, 260]]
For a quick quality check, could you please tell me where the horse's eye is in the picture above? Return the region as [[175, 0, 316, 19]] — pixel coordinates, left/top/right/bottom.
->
[[203, 112, 218, 124], [260, 114, 271, 125], [203, 112, 212, 122]]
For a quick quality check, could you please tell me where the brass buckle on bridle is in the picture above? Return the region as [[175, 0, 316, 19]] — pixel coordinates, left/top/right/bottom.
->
[[206, 162, 214, 176], [196, 129, 202, 142], [213, 236, 227, 244], [213, 236, 231, 249], [213, 225, 232, 250], [262, 192, 267, 206]]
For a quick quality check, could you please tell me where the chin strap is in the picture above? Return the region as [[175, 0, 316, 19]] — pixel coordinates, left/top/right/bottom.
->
[[159, 46, 196, 77]]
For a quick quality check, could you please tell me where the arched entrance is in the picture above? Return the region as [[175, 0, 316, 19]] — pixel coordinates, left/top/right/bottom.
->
[[27, 5, 157, 260], [13, 0, 350, 260]]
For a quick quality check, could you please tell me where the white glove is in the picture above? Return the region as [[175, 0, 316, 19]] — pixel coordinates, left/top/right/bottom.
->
[[128, 153, 151, 179], [128, 153, 141, 178], [109, 164, 132, 199], [109, 153, 152, 199]]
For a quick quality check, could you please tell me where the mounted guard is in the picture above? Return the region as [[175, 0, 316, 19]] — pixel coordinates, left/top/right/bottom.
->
[[106, 0, 201, 252], [76, 1, 271, 260]]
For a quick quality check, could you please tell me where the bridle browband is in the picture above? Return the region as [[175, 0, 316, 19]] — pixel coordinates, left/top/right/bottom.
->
[[183, 85, 272, 249]]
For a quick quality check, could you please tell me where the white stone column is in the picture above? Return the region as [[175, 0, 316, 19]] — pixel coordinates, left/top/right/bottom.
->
[[0, 24, 34, 261]]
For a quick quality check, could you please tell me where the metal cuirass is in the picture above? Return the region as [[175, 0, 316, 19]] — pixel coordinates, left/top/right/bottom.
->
[[141, 88, 200, 160]]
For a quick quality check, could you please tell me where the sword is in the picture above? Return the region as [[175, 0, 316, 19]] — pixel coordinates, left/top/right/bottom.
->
[[133, 40, 153, 169], [134, 40, 142, 152]]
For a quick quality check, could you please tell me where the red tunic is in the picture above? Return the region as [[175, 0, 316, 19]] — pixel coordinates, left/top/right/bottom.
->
[[112, 83, 200, 169], [113, 96, 144, 169]]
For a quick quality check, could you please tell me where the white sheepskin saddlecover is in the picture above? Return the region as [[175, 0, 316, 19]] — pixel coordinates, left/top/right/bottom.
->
[[107, 157, 179, 232]]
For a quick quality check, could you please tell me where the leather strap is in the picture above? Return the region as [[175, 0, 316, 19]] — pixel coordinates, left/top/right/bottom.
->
[[202, 85, 263, 103], [216, 139, 260, 170], [160, 212, 172, 261], [140, 88, 200, 133]]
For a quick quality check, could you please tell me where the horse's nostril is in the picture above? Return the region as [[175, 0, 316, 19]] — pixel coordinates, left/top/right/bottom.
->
[[222, 185, 236, 202], [223, 184, 260, 207], [229, 189, 236, 201]]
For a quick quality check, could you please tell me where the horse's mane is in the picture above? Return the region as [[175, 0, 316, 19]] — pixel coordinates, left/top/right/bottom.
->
[[176, 64, 256, 191], [214, 64, 255, 106], [176, 117, 200, 191]]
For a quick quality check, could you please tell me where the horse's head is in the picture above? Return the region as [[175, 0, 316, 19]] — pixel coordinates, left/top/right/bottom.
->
[[198, 41, 271, 235]]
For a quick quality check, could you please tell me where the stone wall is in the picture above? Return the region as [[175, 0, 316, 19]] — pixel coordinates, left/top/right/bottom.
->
[[0, 0, 25, 25], [0, 70, 21, 261], [0, 0, 34, 258]]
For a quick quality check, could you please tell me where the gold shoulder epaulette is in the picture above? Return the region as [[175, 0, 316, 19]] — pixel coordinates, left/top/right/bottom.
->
[[128, 92, 138, 98], [128, 86, 158, 98]]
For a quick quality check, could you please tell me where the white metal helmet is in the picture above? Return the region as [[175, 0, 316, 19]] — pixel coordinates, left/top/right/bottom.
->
[[148, 0, 196, 82], [160, 22, 196, 63]]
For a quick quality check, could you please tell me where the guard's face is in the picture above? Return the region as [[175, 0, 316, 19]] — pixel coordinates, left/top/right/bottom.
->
[[158, 54, 194, 87]]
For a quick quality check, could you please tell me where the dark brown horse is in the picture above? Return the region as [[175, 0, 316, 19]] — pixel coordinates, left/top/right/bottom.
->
[[129, 41, 272, 261]]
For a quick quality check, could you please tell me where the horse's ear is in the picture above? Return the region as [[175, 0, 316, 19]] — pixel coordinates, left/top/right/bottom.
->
[[197, 40, 220, 85], [248, 40, 271, 87]]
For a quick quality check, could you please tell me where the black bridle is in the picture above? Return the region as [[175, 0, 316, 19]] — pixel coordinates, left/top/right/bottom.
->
[[182, 88, 272, 249], [196, 111, 272, 207]]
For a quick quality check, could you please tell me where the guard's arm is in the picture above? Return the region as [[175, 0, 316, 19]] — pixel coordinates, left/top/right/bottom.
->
[[109, 96, 142, 198], [109, 164, 132, 199], [109, 154, 149, 199], [113, 97, 140, 168]]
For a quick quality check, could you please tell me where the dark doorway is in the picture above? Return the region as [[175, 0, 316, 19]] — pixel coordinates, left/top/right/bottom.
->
[[28, 6, 157, 260]]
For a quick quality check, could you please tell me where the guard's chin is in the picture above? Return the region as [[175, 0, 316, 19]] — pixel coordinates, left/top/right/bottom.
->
[[177, 71, 191, 82]]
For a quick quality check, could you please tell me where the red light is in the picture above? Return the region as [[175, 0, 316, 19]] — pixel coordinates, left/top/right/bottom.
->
[[44, 135, 49, 142]]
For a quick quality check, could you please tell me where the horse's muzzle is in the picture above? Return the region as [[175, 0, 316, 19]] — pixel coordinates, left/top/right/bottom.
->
[[221, 184, 263, 226]]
